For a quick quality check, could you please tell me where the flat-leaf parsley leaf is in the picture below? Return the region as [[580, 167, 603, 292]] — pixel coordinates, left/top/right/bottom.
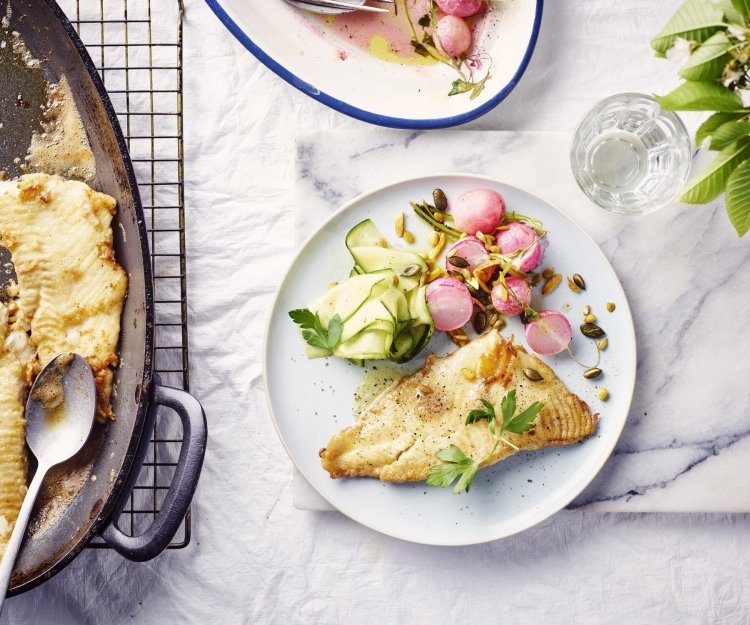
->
[[427, 390, 544, 494], [289, 308, 343, 350]]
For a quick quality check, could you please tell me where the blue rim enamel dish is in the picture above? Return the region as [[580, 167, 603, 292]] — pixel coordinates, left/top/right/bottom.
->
[[205, 0, 543, 129]]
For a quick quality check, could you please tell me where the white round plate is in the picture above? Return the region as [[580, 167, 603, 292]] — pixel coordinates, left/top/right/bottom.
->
[[264, 174, 636, 545], [205, 0, 542, 129]]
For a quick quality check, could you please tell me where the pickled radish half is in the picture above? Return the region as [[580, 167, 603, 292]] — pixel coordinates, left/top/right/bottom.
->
[[435, 0, 485, 17], [490, 276, 531, 316], [425, 278, 473, 331], [524, 310, 572, 355], [495, 222, 542, 272], [453, 189, 505, 235], [444, 236, 489, 272]]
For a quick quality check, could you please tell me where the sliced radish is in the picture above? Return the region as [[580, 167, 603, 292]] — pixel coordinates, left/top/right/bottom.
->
[[425, 278, 473, 331], [453, 189, 505, 235], [490, 276, 531, 316], [444, 236, 489, 273], [524, 310, 572, 355], [495, 222, 541, 273]]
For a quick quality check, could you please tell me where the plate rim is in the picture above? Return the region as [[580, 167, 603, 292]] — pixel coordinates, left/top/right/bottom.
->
[[204, 0, 544, 130], [263, 172, 637, 545]]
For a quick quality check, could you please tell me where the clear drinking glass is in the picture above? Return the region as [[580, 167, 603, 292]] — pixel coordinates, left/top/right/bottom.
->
[[570, 93, 692, 215]]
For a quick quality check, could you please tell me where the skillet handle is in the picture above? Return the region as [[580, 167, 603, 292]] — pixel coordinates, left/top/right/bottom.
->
[[101, 382, 207, 561]]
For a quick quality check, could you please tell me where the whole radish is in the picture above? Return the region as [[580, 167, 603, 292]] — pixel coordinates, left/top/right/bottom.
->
[[452, 189, 505, 235], [435, 0, 485, 17], [436, 15, 472, 58], [490, 276, 531, 316], [524, 310, 572, 355], [495, 222, 542, 272]]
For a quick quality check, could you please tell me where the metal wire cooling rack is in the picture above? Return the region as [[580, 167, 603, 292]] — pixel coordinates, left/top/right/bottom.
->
[[57, 0, 191, 549]]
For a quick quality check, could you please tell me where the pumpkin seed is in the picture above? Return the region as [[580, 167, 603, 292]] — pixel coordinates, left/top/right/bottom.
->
[[598, 387, 609, 401], [583, 367, 602, 379], [523, 367, 543, 381], [433, 211, 446, 223], [542, 266, 555, 279], [447, 255, 469, 268], [400, 263, 422, 277], [472, 311, 488, 334], [394, 212, 405, 238], [494, 317, 506, 330], [429, 231, 440, 247], [418, 384, 433, 395], [377, 238, 389, 248], [542, 273, 562, 295], [582, 305, 591, 316], [429, 232, 447, 261], [584, 313, 596, 324], [448, 271, 465, 281], [597, 338, 608, 350], [433, 188, 448, 212], [465, 283, 482, 300], [461, 367, 477, 381], [573, 273, 586, 290], [606, 301, 616, 312], [567, 276, 581, 293], [488, 313, 499, 326], [403, 230, 415, 244], [530, 273, 542, 287], [581, 322, 605, 339], [426, 268, 444, 283]]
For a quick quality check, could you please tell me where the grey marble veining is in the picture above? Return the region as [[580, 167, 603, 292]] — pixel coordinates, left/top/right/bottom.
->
[[294, 129, 750, 512]]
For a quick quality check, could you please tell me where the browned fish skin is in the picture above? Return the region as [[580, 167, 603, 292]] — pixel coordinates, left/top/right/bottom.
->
[[321, 331, 598, 483]]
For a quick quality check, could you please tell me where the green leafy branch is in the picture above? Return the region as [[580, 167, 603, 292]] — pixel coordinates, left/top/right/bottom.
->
[[426, 390, 544, 493], [652, 0, 750, 235]]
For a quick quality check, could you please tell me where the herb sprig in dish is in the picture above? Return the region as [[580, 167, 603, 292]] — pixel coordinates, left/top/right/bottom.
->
[[427, 390, 544, 493]]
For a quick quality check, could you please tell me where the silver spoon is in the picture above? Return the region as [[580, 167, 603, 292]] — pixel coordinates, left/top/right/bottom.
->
[[283, 0, 392, 14], [0, 353, 95, 609]]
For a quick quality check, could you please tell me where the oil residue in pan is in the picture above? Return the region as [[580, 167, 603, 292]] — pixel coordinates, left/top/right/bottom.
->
[[0, 3, 47, 179], [0, 2, 95, 181]]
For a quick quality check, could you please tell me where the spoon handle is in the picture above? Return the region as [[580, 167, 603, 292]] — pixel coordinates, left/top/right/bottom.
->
[[0, 465, 48, 611]]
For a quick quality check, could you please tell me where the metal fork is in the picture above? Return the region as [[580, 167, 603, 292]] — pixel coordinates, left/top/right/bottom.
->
[[283, 0, 393, 14]]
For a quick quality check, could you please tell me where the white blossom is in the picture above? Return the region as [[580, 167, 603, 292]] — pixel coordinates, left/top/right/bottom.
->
[[723, 68, 745, 87], [665, 37, 693, 68]]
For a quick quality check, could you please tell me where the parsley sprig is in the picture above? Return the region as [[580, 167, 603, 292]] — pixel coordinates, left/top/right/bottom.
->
[[288, 308, 343, 350], [426, 390, 544, 494]]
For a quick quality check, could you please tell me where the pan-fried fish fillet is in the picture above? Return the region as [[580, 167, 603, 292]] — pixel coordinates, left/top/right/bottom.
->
[[0, 173, 127, 419], [321, 330, 598, 482], [0, 303, 27, 556]]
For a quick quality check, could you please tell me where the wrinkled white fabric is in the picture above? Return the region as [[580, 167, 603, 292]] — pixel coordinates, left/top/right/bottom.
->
[[3, 0, 750, 623]]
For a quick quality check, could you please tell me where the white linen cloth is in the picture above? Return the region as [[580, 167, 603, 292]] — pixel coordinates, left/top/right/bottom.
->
[[3, 0, 750, 624]]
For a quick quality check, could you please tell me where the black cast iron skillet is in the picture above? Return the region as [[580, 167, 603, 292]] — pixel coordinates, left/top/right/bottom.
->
[[0, 0, 207, 594]]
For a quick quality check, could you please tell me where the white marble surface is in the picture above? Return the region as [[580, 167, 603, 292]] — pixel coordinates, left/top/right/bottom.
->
[[3, 0, 750, 623], [293, 129, 750, 512]]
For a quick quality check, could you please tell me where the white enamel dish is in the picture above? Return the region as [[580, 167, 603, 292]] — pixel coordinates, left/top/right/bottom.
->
[[264, 174, 636, 545], [205, 0, 543, 129]]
